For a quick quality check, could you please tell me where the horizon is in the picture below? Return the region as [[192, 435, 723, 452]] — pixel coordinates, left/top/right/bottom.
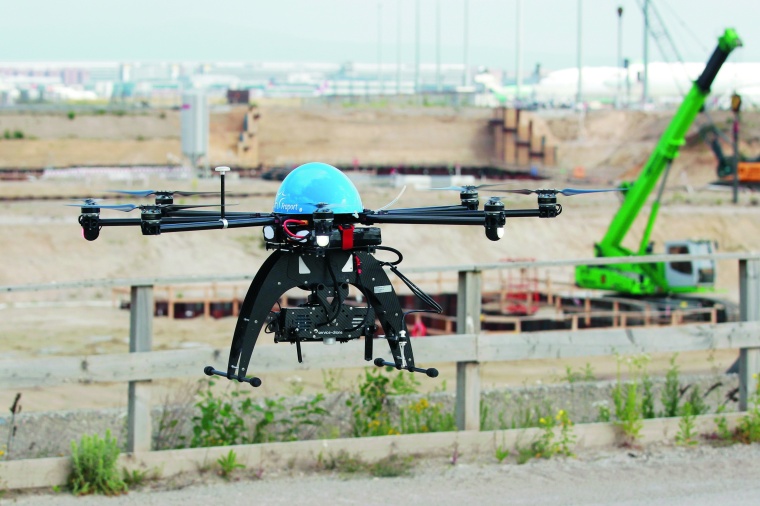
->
[[1, 0, 759, 71]]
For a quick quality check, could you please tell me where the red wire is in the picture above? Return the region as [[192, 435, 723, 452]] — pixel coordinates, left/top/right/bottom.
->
[[283, 219, 309, 239]]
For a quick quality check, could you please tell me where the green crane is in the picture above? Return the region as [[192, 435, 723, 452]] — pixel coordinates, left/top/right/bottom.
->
[[575, 29, 742, 295]]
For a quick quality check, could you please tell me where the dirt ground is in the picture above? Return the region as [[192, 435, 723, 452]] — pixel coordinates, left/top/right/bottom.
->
[[1, 105, 759, 412]]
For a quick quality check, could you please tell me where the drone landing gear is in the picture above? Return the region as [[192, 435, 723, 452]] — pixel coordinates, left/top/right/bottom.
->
[[206, 247, 440, 386], [373, 357, 439, 378], [364, 327, 439, 378], [203, 366, 262, 388]]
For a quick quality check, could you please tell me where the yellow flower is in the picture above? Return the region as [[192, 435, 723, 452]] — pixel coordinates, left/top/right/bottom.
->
[[539, 417, 546, 425]]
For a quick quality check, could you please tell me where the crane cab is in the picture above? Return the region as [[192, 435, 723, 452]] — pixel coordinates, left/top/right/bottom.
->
[[663, 240, 716, 289]]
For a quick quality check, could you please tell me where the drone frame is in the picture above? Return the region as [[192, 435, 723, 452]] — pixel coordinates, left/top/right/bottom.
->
[[75, 165, 591, 387]]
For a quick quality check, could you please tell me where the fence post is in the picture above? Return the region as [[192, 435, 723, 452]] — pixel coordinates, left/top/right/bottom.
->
[[127, 284, 153, 452], [739, 259, 760, 411], [456, 269, 481, 431]]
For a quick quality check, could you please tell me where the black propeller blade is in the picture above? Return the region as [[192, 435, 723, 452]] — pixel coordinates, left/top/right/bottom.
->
[[70, 203, 230, 212], [108, 190, 218, 197], [428, 183, 506, 192], [493, 188, 625, 197]]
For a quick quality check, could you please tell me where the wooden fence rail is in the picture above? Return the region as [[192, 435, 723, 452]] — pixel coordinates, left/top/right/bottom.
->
[[2, 254, 760, 453]]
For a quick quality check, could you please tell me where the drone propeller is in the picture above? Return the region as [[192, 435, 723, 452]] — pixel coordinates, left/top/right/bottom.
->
[[70, 198, 106, 208], [493, 188, 625, 197], [70, 203, 230, 212], [428, 183, 505, 192], [109, 189, 218, 197]]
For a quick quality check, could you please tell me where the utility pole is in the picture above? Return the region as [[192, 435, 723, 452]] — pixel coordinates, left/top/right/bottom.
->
[[576, 0, 583, 105], [396, 0, 402, 95], [516, 0, 523, 103], [617, 6, 623, 108], [436, 0, 442, 92], [462, 0, 469, 87], [378, 2, 383, 96], [415, 0, 421, 94], [642, 0, 649, 104]]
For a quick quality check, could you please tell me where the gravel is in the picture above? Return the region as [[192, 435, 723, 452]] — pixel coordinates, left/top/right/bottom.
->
[[4, 443, 760, 506]]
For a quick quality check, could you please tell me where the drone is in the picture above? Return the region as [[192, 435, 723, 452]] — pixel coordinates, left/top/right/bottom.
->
[[74, 162, 618, 387]]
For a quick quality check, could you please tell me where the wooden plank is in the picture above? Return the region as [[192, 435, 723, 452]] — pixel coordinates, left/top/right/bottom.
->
[[128, 285, 153, 453], [0, 335, 478, 389], [4, 322, 760, 389], [456, 271, 482, 431], [478, 321, 760, 362], [456, 362, 480, 430]]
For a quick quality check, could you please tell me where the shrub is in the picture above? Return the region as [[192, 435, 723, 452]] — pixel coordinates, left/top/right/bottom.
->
[[68, 430, 127, 496]]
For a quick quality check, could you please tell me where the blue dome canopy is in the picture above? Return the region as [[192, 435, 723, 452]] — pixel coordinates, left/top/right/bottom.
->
[[273, 162, 364, 215]]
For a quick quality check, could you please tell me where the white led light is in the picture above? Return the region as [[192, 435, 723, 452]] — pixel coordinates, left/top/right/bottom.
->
[[316, 235, 330, 247], [263, 226, 275, 240], [497, 227, 505, 239]]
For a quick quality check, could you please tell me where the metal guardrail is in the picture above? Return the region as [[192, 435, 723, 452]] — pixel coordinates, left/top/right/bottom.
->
[[2, 254, 760, 453]]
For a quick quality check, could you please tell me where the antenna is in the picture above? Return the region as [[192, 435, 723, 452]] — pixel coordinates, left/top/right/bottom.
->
[[215, 166, 230, 220]]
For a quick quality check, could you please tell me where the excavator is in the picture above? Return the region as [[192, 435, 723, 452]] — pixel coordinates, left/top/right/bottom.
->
[[575, 28, 742, 296], [701, 123, 760, 187]]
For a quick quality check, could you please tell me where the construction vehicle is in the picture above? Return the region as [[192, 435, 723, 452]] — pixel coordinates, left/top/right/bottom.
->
[[575, 28, 742, 295], [701, 124, 760, 186]]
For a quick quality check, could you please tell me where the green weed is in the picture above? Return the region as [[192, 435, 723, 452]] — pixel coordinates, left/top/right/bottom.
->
[[279, 394, 330, 442], [68, 430, 127, 496], [346, 367, 419, 437], [661, 355, 681, 417], [368, 454, 414, 477], [713, 405, 734, 443], [190, 381, 328, 447], [561, 363, 596, 383], [190, 381, 256, 447], [121, 468, 152, 488], [516, 409, 576, 464], [733, 375, 760, 444], [595, 401, 611, 423], [612, 355, 649, 445], [316, 450, 365, 473], [321, 368, 345, 393], [399, 397, 456, 434], [675, 402, 698, 446], [494, 444, 510, 463], [481, 394, 556, 431], [217, 450, 245, 480]]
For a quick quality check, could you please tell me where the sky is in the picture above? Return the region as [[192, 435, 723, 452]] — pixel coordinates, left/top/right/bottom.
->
[[1, 0, 759, 71]]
